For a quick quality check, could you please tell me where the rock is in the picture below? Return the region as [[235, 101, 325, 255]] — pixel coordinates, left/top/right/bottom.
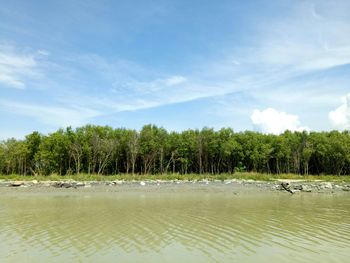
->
[[293, 185, 303, 191], [62, 182, 73, 188], [321, 182, 333, 189], [32, 180, 38, 184], [281, 182, 291, 189], [202, 180, 209, 185], [54, 181, 64, 186], [140, 181, 146, 186], [301, 185, 312, 192], [76, 182, 85, 187], [53, 182, 77, 188], [84, 184, 92, 188], [272, 185, 283, 190], [110, 180, 123, 185], [342, 186, 350, 192], [10, 181, 24, 187]]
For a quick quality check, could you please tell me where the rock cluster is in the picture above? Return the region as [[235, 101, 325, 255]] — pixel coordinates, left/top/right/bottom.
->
[[53, 181, 86, 188], [342, 185, 350, 191], [2, 179, 350, 193], [273, 181, 350, 193]]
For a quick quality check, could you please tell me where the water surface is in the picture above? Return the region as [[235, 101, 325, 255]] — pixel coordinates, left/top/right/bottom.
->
[[0, 186, 349, 262]]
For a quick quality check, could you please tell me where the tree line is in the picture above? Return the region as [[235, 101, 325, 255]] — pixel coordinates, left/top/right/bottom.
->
[[0, 124, 349, 176]]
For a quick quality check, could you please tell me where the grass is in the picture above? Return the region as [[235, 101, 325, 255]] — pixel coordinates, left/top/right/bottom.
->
[[0, 172, 350, 182]]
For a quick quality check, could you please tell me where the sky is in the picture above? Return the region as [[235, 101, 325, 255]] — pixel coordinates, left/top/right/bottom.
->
[[0, 0, 350, 139]]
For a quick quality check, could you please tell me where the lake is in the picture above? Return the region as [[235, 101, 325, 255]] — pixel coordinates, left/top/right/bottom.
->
[[0, 185, 349, 262]]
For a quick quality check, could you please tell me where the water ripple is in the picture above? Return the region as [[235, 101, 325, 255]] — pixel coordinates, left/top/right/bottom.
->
[[0, 192, 349, 262]]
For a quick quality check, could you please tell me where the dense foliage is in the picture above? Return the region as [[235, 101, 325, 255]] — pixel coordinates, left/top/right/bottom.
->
[[1, 125, 350, 176]]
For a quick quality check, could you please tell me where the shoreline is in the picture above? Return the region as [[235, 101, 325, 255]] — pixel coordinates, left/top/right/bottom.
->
[[1, 172, 350, 182], [1, 178, 350, 194]]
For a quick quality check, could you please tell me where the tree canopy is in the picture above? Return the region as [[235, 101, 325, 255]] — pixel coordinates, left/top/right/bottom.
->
[[1, 125, 349, 176]]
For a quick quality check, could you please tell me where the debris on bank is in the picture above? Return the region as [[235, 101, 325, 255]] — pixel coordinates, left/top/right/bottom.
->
[[1, 178, 349, 193], [272, 181, 350, 193]]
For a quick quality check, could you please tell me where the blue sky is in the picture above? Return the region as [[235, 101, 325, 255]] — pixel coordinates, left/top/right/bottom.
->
[[1, 0, 350, 138]]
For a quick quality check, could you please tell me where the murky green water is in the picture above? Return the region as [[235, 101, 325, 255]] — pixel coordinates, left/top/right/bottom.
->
[[0, 187, 349, 263]]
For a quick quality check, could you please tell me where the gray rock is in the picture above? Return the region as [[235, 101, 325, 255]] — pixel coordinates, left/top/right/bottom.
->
[[321, 182, 333, 189], [9, 181, 24, 187], [293, 185, 303, 191], [342, 186, 350, 192], [53, 182, 77, 188], [272, 185, 283, 190], [301, 185, 312, 192]]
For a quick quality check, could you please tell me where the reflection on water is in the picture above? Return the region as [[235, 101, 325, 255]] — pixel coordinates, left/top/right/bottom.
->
[[0, 188, 349, 263]]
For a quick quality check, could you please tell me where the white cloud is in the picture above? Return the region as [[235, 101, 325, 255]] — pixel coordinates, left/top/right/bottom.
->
[[251, 108, 309, 134], [1, 0, 350, 134], [329, 93, 350, 130], [50, 0, 350, 118]]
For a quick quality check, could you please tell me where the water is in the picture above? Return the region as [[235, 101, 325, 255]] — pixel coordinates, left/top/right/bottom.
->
[[0, 186, 349, 263]]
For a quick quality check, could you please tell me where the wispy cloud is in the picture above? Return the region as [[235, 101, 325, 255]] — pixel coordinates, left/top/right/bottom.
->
[[165, 75, 187, 86], [0, 100, 100, 127], [249, 1, 350, 72], [111, 75, 187, 94], [1, 0, 349, 133], [53, 53, 232, 114], [0, 44, 44, 89], [32, 1, 350, 117]]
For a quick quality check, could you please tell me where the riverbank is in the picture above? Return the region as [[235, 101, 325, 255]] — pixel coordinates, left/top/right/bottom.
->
[[1, 172, 350, 182], [1, 176, 350, 194]]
